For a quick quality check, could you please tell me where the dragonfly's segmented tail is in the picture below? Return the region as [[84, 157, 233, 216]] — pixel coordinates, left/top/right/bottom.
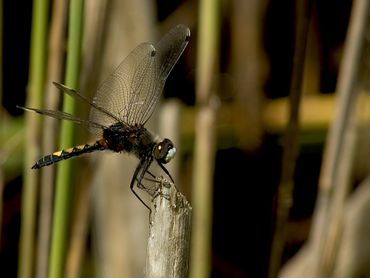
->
[[32, 140, 106, 169]]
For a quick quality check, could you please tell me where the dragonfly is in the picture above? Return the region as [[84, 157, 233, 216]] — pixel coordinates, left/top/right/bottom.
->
[[18, 25, 190, 209]]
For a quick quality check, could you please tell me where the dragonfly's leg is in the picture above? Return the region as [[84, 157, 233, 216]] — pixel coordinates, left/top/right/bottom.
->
[[140, 170, 172, 198], [140, 165, 162, 197], [140, 174, 164, 199], [130, 162, 151, 211], [138, 170, 157, 186], [134, 159, 152, 189], [133, 164, 159, 196], [157, 163, 174, 182], [143, 174, 171, 201], [152, 188, 170, 201], [157, 161, 179, 191], [146, 170, 156, 178], [141, 170, 161, 185]]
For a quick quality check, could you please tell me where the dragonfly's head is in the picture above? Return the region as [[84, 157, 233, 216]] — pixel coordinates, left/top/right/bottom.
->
[[154, 138, 176, 164]]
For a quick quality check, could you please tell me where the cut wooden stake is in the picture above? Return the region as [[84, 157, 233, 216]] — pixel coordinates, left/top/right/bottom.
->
[[146, 179, 192, 278]]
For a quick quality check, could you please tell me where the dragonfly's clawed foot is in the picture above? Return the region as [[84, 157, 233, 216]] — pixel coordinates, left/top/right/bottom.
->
[[152, 190, 171, 201]]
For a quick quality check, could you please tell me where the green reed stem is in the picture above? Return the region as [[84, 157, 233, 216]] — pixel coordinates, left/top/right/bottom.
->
[[48, 0, 84, 277], [18, 0, 49, 277]]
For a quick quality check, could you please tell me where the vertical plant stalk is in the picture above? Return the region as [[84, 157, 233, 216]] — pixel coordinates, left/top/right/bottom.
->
[[146, 181, 192, 278], [0, 0, 4, 244], [90, 2, 155, 277], [278, 1, 370, 277], [48, 0, 84, 277], [268, 1, 313, 277], [190, 0, 220, 277], [313, 0, 370, 276], [18, 0, 49, 278], [230, 0, 265, 150], [36, 1, 67, 278], [64, 2, 109, 278], [0, 0, 2, 105], [65, 169, 94, 278]]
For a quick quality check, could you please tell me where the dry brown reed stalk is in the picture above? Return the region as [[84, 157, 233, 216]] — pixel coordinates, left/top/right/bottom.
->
[[268, 1, 313, 277], [89, 1, 155, 277], [280, 0, 370, 277], [190, 0, 221, 277]]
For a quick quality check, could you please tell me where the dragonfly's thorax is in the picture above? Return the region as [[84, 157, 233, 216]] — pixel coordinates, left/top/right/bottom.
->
[[103, 122, 155, 158]]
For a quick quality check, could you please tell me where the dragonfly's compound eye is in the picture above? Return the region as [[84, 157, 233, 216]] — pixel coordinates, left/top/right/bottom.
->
[[154, 138, 176, 164]]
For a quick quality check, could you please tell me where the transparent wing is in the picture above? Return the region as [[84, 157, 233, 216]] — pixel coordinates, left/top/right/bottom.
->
[[90, 25, 190, 127], [140, 24, 190, 125], [90, 43, 157, 127], [17, 106, 106, 130], [53, 82, 121, 123], [53, 82, 121, 135], [155, 24, 190, 80]]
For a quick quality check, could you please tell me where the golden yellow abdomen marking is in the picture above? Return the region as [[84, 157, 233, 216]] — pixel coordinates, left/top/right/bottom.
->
[[65, 147, 74, 153], [52, 144, 93, 157], [53, 150, 63, 156]]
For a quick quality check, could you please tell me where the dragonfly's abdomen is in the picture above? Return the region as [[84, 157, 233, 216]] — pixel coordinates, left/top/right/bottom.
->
[[32, 140, 106, 169]]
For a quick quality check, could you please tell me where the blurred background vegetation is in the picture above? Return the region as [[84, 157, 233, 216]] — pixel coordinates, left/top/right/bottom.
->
[[2, 0, 370, 277]]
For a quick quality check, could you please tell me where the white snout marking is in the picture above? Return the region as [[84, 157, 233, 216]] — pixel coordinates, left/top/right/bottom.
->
[[164, 147, 176, 163]]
